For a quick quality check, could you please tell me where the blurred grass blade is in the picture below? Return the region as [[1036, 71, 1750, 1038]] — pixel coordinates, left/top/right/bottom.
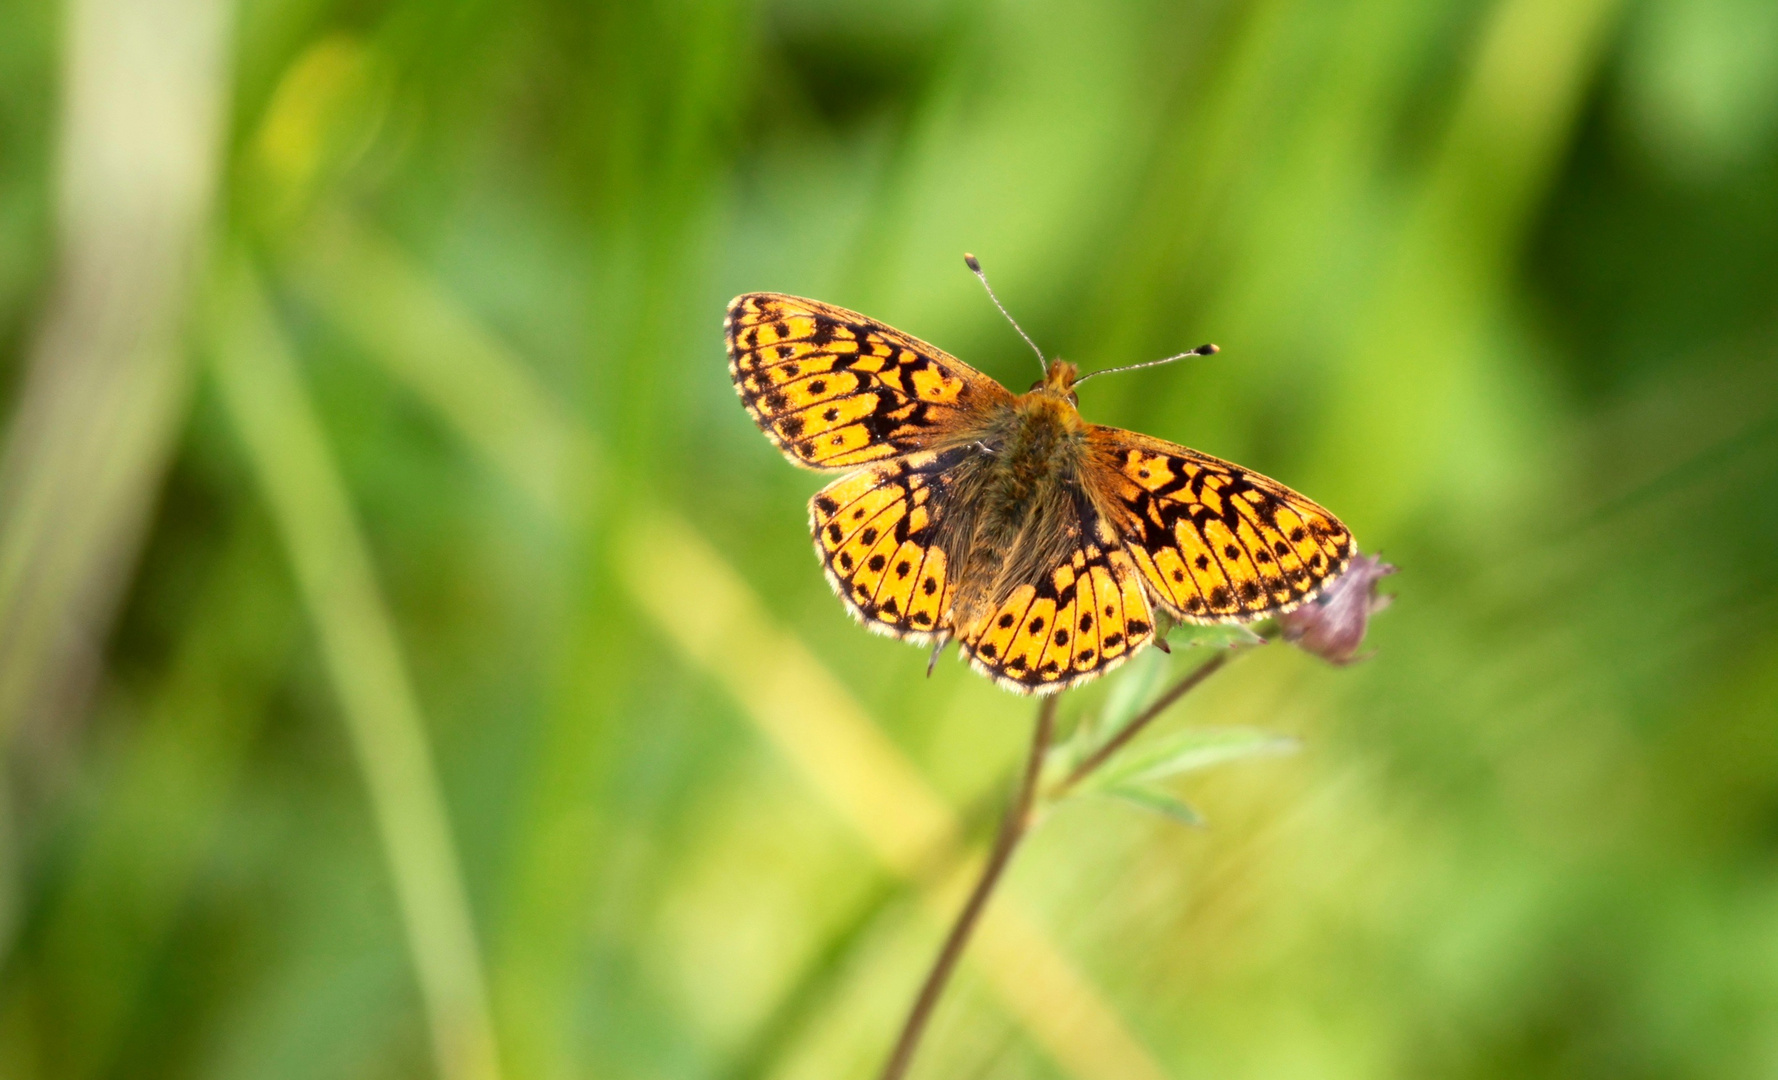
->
[[32, 517, 294, 1080], [1328, 0, 1626, 531], [277, 209, 601, 1079], [282, 209, 592, 522], [962, 894, 1172, 1080], [618, 508, 960, 875], [0, 0, 230, 742], [206, 252, 501, 1080]]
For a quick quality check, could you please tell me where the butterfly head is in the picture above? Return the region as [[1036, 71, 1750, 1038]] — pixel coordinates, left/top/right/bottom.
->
[[1033, 359, 1081, 404]]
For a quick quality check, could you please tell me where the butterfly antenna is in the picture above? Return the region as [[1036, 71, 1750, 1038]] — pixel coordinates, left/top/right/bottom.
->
[[964, 253, 1047, 377], [1073, 343, 1219, 386]]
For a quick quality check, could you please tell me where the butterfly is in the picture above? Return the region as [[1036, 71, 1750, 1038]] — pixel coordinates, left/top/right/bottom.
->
[[726, 258, 1355, 694]]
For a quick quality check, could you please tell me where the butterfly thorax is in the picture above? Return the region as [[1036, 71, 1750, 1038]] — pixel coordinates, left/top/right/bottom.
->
[[989, 388, 1087, 498]]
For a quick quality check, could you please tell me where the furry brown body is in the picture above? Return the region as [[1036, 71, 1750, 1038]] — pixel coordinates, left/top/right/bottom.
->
[[939, 362, 1095, 640]]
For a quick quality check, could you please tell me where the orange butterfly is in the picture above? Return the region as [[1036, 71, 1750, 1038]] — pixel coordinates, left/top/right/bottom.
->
[[727, 257, 1354, 694]]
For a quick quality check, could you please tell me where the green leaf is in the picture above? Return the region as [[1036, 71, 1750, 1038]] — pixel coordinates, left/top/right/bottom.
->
[[1086, 727, 1298, 792], [1046, 647, 1167, 782], [1102, 784, 1204, 827], [1165, 622, 1269, 650], [1099, 646, 1167, 731]]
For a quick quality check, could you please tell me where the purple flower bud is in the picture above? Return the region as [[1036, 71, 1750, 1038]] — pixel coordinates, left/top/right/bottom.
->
[[1278, 553, 1396, 665]]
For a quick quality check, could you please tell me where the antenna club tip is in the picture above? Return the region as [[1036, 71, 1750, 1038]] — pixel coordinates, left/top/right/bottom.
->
[[963, 253, 981, 273], [1197, 343, 1219, 356]]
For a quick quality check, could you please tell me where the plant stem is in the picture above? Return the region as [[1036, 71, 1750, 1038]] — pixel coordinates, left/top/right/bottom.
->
[[877, 695, 1058, 1080], [1057, 651, 1231, 795], [877, 646, 1249, 1079]]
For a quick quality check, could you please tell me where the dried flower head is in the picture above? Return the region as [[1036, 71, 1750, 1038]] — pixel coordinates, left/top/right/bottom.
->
[[1278, 553, 1396, 664]]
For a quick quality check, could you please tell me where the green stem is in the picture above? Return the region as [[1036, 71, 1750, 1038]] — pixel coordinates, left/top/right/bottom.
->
[[1057, 651, 1233, 795], [878, 644, 1249, 1078]]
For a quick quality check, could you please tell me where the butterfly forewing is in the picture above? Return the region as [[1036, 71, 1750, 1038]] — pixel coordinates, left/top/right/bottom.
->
[[1091, 429, 1354, 623], [727, 293, 1012, 470]]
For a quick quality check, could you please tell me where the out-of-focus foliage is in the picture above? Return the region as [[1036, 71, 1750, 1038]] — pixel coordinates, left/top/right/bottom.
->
[[0, 0, 1775, 1078]]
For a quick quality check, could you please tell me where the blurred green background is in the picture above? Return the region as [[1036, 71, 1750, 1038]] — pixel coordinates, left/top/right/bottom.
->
[[2, 0, 1776, 1077]]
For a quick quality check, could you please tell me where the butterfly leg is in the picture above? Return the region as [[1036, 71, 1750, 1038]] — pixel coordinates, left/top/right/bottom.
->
[[926, 633, 953, 677]]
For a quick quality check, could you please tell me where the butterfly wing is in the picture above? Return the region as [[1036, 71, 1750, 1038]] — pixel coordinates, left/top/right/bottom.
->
[[809, 447, 970, 641], [1089, 428, 1355, 622], [956, 499, 1158, 695], [728, 293, 1013, 470], [807, 443, 1159, 693]]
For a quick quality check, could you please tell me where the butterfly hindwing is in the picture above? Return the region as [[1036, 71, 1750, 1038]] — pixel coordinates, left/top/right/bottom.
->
[[810, 449, 964, 640], [729, 293, 1013, 471], [1090, 428, 1355, 622], [958, 511, 1156, 694]]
